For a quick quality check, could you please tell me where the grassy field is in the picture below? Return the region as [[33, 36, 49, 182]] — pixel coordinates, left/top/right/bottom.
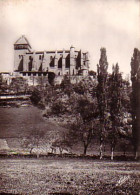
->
[[0, 106, 134, 156], [0, 159, 139, 195], [0, 106, 66, 139]]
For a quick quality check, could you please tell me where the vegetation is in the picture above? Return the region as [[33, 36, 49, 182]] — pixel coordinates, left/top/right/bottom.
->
[[96, 48, 108, 159], [21, 129, 45, 157], [0, 159, 139, 195], [1, 47, 140, 160], [131, 48, 140, 159], [27, 49, 138, 159], [108, 64, 122, 160], [9, 77, 29, 94]]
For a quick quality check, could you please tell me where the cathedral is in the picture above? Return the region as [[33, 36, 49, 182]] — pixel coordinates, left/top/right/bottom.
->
[[14, 35, 89, 77]]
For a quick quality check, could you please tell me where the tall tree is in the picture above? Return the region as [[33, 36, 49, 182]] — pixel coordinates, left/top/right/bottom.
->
[[131, 48, 140, 159], [108, 63, 122, 160], [96, 48, 108, 159]]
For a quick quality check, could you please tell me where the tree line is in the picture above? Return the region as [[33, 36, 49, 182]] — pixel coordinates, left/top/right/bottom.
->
[[0, 48, 139, 159], [27, 48, 140, 159]]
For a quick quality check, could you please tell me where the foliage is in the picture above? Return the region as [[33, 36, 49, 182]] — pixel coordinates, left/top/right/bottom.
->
[[30, 88, 42, 105], [73, 81, 87, 95], [0, 74, 9, 93], [76, 97, 98, 122], [119, 138, 131, 156], [130, 48, 140, 159], [107, 64, 123, 159], [96, 48, 108, 159], [68, 92, 99, 155], [51, 132, 73, 154], [21, 129, 45, 154], [9, 77, 28, 94], [51, 99, 67, 115], [25, 48, 135, 158], [60, 75, 74, 97]]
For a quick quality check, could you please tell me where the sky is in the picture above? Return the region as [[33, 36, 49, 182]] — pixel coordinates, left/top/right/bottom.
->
[[0, 0, 140, 76]]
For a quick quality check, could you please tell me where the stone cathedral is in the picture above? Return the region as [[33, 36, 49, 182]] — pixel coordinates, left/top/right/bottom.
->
[[14, 35, 89, 77]]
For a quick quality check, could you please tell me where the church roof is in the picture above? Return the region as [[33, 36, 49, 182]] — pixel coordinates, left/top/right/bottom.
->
[[14, 35, 32, 48]]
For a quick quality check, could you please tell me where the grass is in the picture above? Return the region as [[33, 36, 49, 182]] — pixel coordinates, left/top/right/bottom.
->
[[0, 159, 139, 195], [0, 106, 134, 157], [0, 106, 66, 139], [0, 107, 139, 194]]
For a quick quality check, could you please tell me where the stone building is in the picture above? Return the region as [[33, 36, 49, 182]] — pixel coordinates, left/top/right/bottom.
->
[[14, 35, 89, 78]]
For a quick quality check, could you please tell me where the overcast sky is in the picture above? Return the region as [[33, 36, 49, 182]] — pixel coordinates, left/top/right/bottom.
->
[[0, 0, 140, 76]]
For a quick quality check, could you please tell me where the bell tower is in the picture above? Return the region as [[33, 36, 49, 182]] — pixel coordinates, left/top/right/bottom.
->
[[14, 35, 32, 71]]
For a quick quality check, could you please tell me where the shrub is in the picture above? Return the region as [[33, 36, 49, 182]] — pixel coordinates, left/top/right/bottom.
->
[[51, 100, 67, 115], [30, 89, 41, 105]]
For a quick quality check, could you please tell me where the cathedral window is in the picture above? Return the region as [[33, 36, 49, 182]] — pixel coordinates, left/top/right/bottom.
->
[[39, 55, 42, 60], [58, 57, 62, 68], [66, 55, 70, 68], [50, 56, 54, 67]]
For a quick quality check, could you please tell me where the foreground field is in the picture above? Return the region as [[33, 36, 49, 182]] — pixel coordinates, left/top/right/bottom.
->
[[0, 159, 139, 195]]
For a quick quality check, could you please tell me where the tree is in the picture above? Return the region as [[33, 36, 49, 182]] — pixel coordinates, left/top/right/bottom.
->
[[96, 48, 108, 159], [68, 115, 92, 155], [0, 74, 9, 93], [119, 138, 131, 157], [9, 77, 28, 94], [130, 48, 140, 159], [30, 88, 42, 105], [50, 133, 72, 155], [51, 99, 67, 115], [21, 129, 45, 157], [60, 75, 73, 97], [108, 63, 123, 160], [68, 94, 99, 155]]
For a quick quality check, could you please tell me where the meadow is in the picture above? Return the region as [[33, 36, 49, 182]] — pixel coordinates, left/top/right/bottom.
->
[[0, 106, 134, 156], [0, 158, 139, 195], [0, 107, 139, 194]]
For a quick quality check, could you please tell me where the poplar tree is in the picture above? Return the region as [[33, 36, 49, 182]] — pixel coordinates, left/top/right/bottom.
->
[[109, 63, 122, 160], [131, 48, 140, 159], [97, 48, 108, 159]]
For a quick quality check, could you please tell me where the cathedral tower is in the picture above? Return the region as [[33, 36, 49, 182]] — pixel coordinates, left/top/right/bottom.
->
[[14, 35, 32, 71]]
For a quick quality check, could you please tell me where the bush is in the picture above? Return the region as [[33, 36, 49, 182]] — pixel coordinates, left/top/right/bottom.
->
[[30, 89, 41, 105], [51, 100, 67, 115]]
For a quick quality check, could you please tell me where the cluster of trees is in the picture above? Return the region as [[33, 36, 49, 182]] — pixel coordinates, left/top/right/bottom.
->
[[2, 48, 135, 159], [0, 75, 30, 94], [27, 47, 140, 160]]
